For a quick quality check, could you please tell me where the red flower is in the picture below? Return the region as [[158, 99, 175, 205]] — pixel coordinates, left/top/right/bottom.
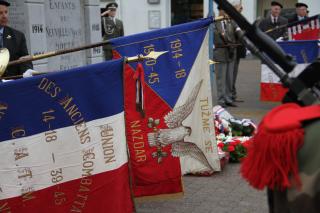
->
[[230, 140, 241, 146], [217, 143, 224, 149], [227, 145, 235, 152]]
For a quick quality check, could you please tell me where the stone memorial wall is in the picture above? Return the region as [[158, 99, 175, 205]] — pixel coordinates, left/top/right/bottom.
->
[[45, 0, 86, 71], [9, 0, 103, 72], [8, 1, 27, 35]]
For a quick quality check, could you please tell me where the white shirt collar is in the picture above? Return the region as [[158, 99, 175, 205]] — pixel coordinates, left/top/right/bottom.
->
[[270, 14, 278, 20]]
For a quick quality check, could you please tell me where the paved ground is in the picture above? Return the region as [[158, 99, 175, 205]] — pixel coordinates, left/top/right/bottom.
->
[[136, 59, 279, 213]]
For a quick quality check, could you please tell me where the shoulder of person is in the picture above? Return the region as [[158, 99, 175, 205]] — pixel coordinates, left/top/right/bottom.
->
[[258, 17, 268, 27], [260, 17, 269, 23], [5, 26, 25, 37], [289, 14, 298, 21], [279, 16, 288, 22]]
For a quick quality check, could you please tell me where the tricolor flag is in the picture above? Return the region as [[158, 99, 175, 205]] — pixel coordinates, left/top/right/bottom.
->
[[0, 59, 133, 212], [112, 18, 220, 198], [261, 40, 319, 102], [288, 15, 320, 40]]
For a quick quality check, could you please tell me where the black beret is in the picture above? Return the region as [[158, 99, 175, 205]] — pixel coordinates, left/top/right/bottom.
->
[[0, 0, 10, 7], [295, 3, 308, 8], [106, 2, 118, 10], [271, 1, 283, 8]]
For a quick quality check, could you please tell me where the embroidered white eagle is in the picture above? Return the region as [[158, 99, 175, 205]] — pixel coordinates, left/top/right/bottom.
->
[[147, 80, 213, 171]]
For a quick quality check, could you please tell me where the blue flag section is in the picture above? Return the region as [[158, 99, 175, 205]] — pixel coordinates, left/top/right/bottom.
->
[[112, 18, 213, 108], [0, 59, 124, 142], [278, 40, 319, 63]]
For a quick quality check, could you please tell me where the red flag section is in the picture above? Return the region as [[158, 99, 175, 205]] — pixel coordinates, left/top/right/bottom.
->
[[124, 62, 183, 198], [288, 15, 320, 40], [0, 161, 133, 213]]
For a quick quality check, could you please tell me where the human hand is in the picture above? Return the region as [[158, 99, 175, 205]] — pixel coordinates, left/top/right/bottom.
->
[[23, 69, 36, 78], [101, 10, 110, 17], [19, 55, 31, 60], [276, 37, 283, 42]]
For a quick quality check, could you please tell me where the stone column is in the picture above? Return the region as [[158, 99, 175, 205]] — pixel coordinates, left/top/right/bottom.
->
[[84, 0, 104, 64], [25, 0, 48, 71], [9, 0, 48, 72]]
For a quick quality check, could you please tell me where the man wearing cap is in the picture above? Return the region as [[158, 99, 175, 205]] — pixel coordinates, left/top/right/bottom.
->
[[0, 0, 33, 78], [289, 3, 308, 23], [101, 2, 124, 60], [259, 1, 288, 40]]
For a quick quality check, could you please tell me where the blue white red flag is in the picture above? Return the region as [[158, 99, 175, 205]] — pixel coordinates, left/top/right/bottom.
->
[[261, 40, 319, 101], [0, 59, 133, 212], [112, 18, 220, 198]]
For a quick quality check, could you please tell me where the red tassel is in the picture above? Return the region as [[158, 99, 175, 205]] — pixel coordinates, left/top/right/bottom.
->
[[241, 123, 304, 191], [241, 103, 320, 191], [133, 63, 145, 117]]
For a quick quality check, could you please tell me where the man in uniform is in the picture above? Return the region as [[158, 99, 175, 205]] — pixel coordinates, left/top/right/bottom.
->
[[259, 1, 288, 40], [0, 0, 33, 78], [213, 6, 239, 108], [101, 2, 124, 60], [289, 3, 308, 23]]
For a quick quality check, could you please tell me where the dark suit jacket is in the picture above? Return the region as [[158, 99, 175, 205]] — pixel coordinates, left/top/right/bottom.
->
[[288, 14, 307, 24], [236, 45, 246, 59], [213, 20, 238, 63], [2, 26, 33, 77], [259, 15, 288, 40]]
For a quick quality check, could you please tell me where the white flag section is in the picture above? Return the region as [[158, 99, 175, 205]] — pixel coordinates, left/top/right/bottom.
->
[[261, 63, 308, 85], [175, 32, 221, 175], [0, 113, 127, 199], [0, 59, 134, 212]]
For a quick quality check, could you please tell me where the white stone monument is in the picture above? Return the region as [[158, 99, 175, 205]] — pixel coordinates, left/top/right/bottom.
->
[[9, 0, 103, 72]]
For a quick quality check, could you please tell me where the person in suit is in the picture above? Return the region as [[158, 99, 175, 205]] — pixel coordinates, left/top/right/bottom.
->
[[259, 1, 288, 41], [213, 7, 239, 108], [101, 2, 124, 60], [0, 0, 33, 78], [289, 3, 308, 23]]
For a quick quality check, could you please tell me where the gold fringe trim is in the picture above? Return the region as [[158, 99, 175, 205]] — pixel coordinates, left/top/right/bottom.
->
[[135, 192, 184, 203]]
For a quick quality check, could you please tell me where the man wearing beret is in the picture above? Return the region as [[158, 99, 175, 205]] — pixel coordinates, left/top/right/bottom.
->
[[0, 0, 33, 78], [259, 1, 288, 40], [289, 3, 308, 23], [101, 2, 124, 60]]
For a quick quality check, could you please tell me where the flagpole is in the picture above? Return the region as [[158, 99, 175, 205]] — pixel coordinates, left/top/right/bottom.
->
[[8, 40, 111, 67], [0, 51, 168, 80], [208, 0, 215, 104]]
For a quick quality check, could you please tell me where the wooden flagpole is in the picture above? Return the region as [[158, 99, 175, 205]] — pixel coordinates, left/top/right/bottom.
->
[[0, 50, 167, 80]]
